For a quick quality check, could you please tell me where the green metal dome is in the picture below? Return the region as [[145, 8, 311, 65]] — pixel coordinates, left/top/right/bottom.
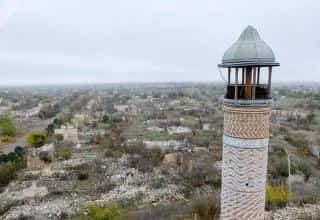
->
[[219, 26, 279, 67]]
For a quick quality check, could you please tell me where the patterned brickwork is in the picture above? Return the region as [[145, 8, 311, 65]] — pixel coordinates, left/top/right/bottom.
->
[[221, 186, 265, 220], [221, 104, 271, 220], [221, 144, 268, 220], [222, 144, 268, 192], [223, 105, 271, 139]]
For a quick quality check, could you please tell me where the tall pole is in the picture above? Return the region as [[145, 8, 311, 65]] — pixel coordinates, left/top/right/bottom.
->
[[268, 67, 272, 98], [235, 68, 239, 100], [288, 153, 292, 194]]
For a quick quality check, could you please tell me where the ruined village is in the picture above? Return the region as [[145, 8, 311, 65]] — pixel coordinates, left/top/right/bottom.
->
[[0, 83, 320, 220]]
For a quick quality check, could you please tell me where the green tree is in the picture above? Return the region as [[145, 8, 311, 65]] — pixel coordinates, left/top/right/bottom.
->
[[0, 115, 16, 137], [24, 130, 47, 148]]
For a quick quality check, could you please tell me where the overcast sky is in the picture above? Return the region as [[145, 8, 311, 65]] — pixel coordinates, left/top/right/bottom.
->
[[0, 0, 319, 85]]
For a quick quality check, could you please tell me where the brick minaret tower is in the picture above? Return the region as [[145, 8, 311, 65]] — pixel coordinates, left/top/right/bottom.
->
[[218, 26, 279, 220]]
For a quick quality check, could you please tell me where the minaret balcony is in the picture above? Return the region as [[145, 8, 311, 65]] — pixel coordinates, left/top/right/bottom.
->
[[224, 84, 273, 105]]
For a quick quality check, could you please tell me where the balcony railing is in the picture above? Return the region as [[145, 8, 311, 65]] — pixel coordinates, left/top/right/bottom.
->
[[225, 84, 271, 100]]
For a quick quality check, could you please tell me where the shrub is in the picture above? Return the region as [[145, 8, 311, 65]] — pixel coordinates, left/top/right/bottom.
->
[[278, 158, 289, 177], [186, 199, 220, 220], [84, 203, 123, 220], [285, 135, 308, 148], [127, 146, 164, 172], [56, 147, 72, 160], [0, 147, 24, 165], [298, 162, 312, 181], [269, 156, 290, 179], [266, 182, 290, 210], [24, 130, 47, 148], [76, 165, 89, 180], [102, 115, 112, 124], [124, 142, 145, 155], [294, 196, 318, 206], [192, 169, 209, 187], [0, 162, 17, 186], [14, 146, 24, 155], [151, 176, 167, 189], [46, 119, 62, 136], [297, 146, 310, 158], [0, 135, 11, 143], [104, 149, 122, 158], [206, 171, 221, 188], [274, 146, 286, 158], [0, 116, 16, 137], [146, 148, 164, 167]]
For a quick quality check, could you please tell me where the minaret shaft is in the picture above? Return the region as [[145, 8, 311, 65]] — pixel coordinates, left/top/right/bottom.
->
[[221, 104, 270, 220], [218, 25, 279, 220]]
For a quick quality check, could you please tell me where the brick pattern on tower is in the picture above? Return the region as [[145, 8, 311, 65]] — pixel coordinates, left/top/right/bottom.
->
[[224, 105, 271, 139], [221, 104, 271, 220]]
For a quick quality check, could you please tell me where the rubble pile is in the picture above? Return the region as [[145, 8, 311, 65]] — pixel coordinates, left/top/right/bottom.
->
[[267, 204, 320, 220]]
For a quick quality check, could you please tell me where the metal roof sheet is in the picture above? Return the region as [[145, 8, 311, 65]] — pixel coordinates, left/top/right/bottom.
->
[[219, 26, 279, 67]]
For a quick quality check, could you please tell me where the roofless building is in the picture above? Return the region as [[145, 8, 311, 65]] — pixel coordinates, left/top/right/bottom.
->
[[218, 26, 280, 220]]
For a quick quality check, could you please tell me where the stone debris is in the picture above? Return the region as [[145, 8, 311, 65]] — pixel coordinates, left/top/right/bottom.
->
[[94, 167, 184, 207], [2, 198, 81, 220], [0, 181, 48, 202], [60, 152, 97, 168], [167, 126, 192, 135], [267, 204, 320, 220]]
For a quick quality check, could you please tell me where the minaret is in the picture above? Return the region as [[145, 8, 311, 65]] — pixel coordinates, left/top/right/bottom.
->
[[218, 26, 279, 220]]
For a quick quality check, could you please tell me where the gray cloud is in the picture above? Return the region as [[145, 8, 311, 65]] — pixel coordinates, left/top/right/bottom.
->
[[0, 0, 319, 84]]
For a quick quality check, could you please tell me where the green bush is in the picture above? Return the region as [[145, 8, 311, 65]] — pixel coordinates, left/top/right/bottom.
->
[[56, 147, 72, 160], [46, 118, 63, 136], [0, 146, 24, 165], [285, 135, 308, 148], [24, 130, 47, 148], [151, 176, 167, 189], [206, 172, 221, 188], [278, 158, 289, 177], [81, 203, 123, 220], [76, 166, 89, 180], [298, 162, 312, 181], [0, 162, 17, 186], [274, 146, 286, 158], [102, 115, 112, 124], [0, 115, 16, 137]]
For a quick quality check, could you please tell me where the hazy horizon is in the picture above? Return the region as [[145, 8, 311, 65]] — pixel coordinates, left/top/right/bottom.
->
[[0, 0, 319, 85]]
